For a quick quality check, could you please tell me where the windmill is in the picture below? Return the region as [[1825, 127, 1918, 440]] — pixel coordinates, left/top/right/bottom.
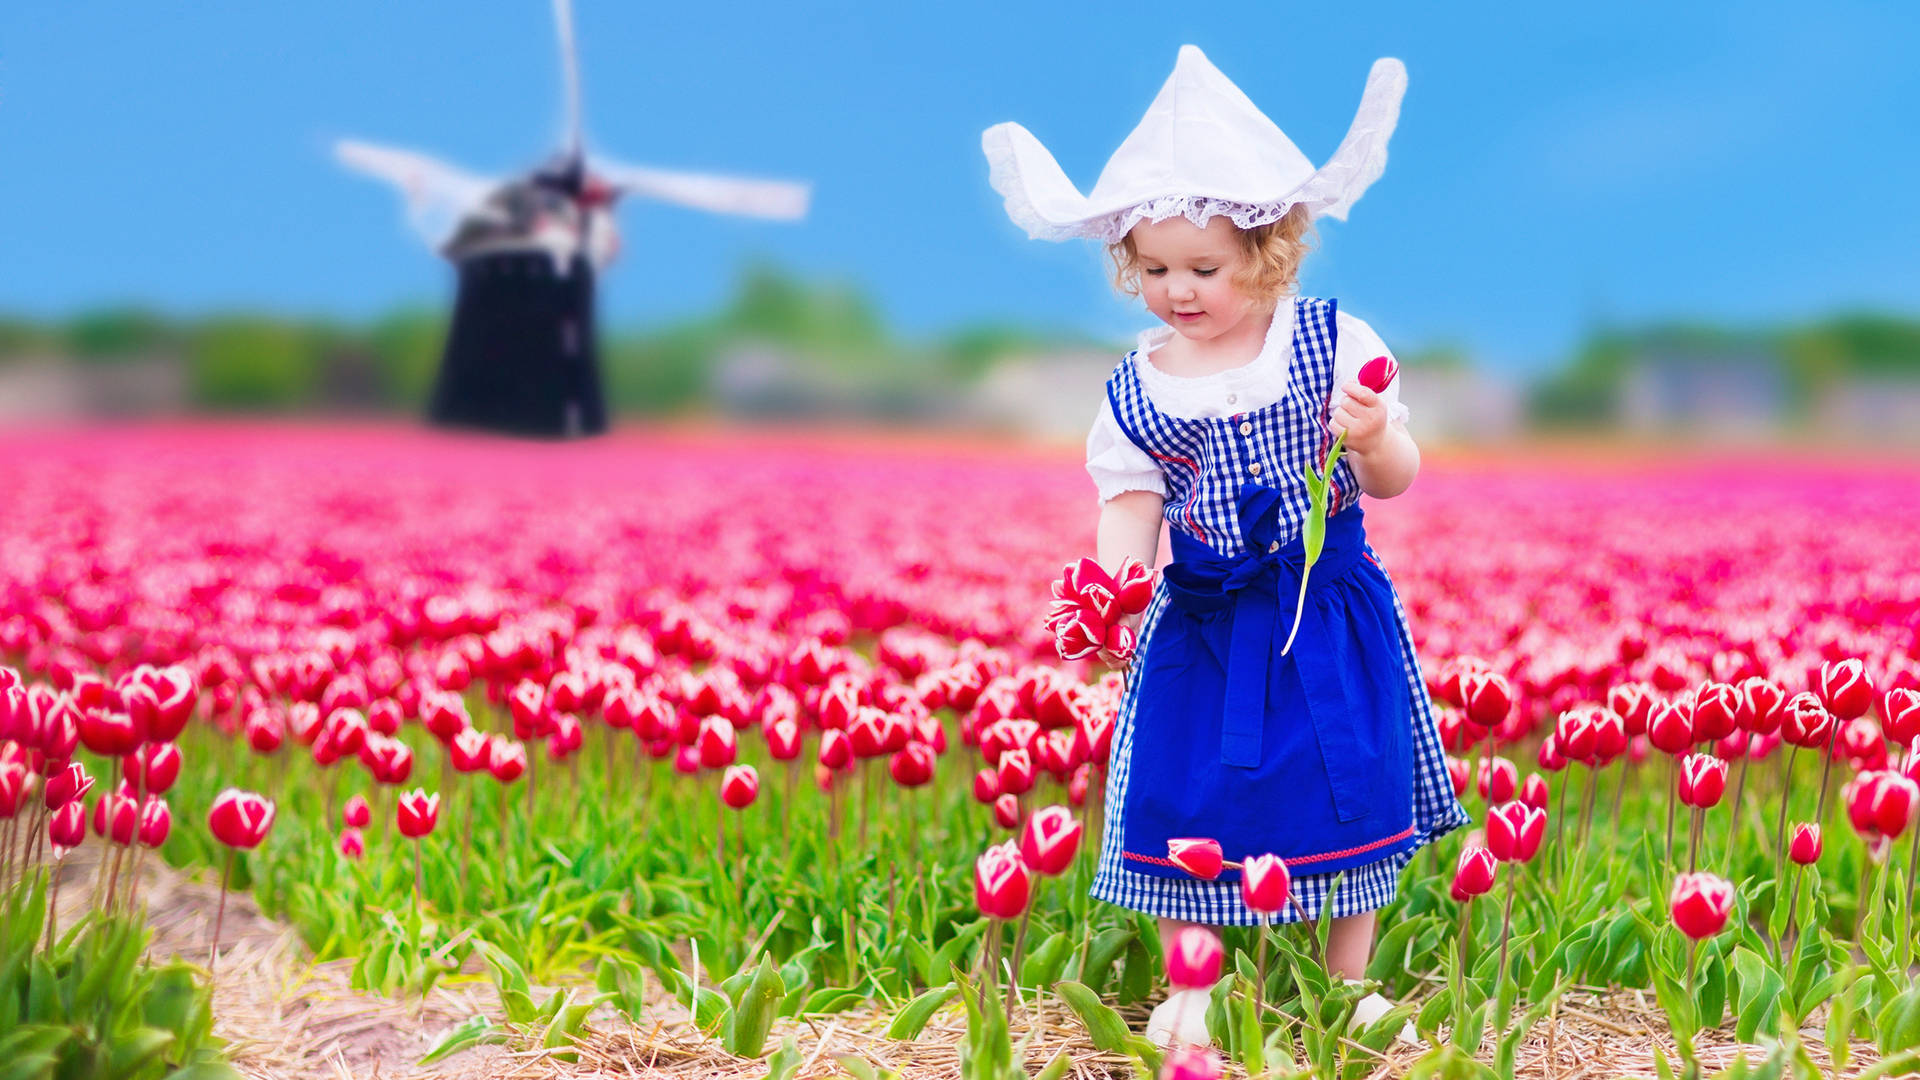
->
[[336, 0, 810, 437]]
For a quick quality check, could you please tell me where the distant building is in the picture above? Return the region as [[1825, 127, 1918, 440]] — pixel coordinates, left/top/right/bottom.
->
[[964, 350, 1117, 441], [1618, 345, 1789, 436], [0, 355, 186, 422], [1814, 377, 1920, 440], [1401, 365, 1523, 443]]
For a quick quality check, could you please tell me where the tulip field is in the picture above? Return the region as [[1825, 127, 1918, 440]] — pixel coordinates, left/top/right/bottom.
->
[[2, 422, 1920, 1080]]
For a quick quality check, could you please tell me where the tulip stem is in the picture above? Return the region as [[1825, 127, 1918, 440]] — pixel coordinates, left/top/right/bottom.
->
[[1006, 904, 1032, 1024], [1495, 867, 1516, 1034], [1812, 722, 1840, 826], [414, 838, 424, 906], [1664, 757, 1678, 872], [44, 855, 61, 954], [1288, 894, 1326, 970], [1725, 757, 1751, 879], [208, 847, 233, 974], [1687, 809, 1701, 875], [1903, 825, 1919, 972], [1254, 914, 1269, 1029], [1771, 747, 1799, 884], [1776, 862, 1804, 968]]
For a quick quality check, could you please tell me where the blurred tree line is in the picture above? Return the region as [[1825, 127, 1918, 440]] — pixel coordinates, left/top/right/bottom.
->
[[1531, 313, 1920, 427], [0, 264, 1098, 416]]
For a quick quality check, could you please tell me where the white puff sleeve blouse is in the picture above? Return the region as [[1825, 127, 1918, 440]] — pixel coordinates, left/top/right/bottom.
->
[[1085, 298, 1407, 504]]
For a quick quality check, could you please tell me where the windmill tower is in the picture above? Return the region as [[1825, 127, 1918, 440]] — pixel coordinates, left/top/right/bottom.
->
[[336, 0, 810, 437]]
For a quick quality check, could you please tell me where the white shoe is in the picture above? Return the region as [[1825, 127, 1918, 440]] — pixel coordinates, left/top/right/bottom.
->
[[1144, 988, 1213, 1048], [1345, 983, 1420, 1047]]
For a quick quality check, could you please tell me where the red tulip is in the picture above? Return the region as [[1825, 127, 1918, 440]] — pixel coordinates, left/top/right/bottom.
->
[[127, 741, 182, 794], [1883, 688, 1920, 745], [1691, 682, 1740, 742], [765, 716, 802, 761], [1738, 678, 1786, 735], [48, 800, 85, 849], [1818, 659, 1873, 722], [287, 702, 323, 746], [487, 738, 527, 784], [993, 793, 1021, 829], [972, 767, 1001, 804], [1555, 708, 1598, 763], [1240, 853, 1292, 914], [1159, 1047, 1224, 1080], [1451, 844, 1498, 901], [889, 744, 936, 788], [1836, 718, 1888, 771], [1677, 754, 1729, 809], [1446, 756, 1471, 797], [1788, 822, 1822, 865], [1018, 804, 1082, 876], [396, 789, 439, 838], [366, 698, 403, 737], [1068, 763, 1092, 807], [1592, 708, 1629, 762], [1164, 925, 1225, 989], [1461, 671, 1514, 729], [1357, 354, 1400, 394], [721, 764, 760, 809], [1646, 700, 1694, 756], [78, 710, 142, 758], [817, 728, 852, 770], [361, 734, 415, 785], [1536, 736, 1567, 773], [338, 827, 366, 859], [1520, 773, 1550, 810], [996, 747, 1035, 797], [696, 716, 737, 769], [138, 796, 171, 848], [1111, 557, 1155, 617], [1167, 837, 1224, 881], [1781, 693, 1834, 749], [1843, 770, 1918, 842], [343, 793, 371, 829], [508, 680, 547, 739], [207, 788, 275, 849], [145, 667, 197, 742], [42, 761, 93, 811], [449, 727, 491, 773], [93, 790, 140, 845], [1477, 756, 1518, 803], [1486, 802, 1547, 863], [1074, 712, 1116, 767], [974, 840, 1031, 919], [1669, 872, 1735, 939], [1609, 682, 1653, 735], [0, 761, 33, 818]]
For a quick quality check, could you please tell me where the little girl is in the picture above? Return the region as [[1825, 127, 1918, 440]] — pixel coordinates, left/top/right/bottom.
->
[[983, 47, 1470, 1047]]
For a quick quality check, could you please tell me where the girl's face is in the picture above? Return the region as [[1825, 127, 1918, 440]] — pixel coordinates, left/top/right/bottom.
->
[[1128, 215, 1264, 344]]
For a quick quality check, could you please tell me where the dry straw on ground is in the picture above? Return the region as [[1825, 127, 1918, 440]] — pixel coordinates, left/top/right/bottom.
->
[[51, 851, 1888, 1079]]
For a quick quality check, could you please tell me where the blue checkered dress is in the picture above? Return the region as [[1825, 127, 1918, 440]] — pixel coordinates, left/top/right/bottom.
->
[[1089, 298, 1471, 926]]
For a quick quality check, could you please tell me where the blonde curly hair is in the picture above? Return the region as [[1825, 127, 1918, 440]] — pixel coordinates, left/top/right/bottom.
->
[[1106, 203, 1315, 309]]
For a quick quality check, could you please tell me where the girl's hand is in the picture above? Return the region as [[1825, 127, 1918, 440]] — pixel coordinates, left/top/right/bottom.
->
[[1329, 381, 1390, 457]]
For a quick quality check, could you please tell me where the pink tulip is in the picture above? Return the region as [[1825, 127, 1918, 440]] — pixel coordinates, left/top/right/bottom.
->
[[1356, 354, 1399, 393], [1451, 844, 1498, 901], [1477, 756, 1518, 803], [343, 793, 371, 829], [1843, 770, 1918, 842], [1487, 802, 1547, 863], [1781, 693, 1834, 749], [207, 788, 275, 849], [1159, 1047, 1224, 1080], [1677, 754, 1729, 809], [338, 827, 366, 859], [1818, 659, 1873, 722], [396, 789, 440, 838], [992, 793, 1021, 830]]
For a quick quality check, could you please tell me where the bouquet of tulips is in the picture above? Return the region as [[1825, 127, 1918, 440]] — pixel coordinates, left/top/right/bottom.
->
[[1046, 556, 1154, 664]]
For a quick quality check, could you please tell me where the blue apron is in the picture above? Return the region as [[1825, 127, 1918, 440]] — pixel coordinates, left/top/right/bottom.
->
[[1104, 298, 1418, 882]]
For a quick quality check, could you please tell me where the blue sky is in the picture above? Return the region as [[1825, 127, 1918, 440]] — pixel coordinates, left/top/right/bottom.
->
[[2, 1, 1916, 372]]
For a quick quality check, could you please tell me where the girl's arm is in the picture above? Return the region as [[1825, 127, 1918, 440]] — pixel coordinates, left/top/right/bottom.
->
[[1330, 381, 1421, 499], [1096, 490, 1165, 664]]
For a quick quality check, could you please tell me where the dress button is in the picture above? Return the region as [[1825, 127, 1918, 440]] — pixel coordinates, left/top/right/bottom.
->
[[1268, 540, 1280, 553], [1248, 461, 1262, 476], [1238, 421, 1253, 436], [1226, 393, 1238, 405]]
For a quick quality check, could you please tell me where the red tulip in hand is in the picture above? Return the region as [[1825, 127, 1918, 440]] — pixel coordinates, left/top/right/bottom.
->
[[1357, 354, 1399, 394], [1048, 556, 1154, 665], [1018, 804, 1082, 876]]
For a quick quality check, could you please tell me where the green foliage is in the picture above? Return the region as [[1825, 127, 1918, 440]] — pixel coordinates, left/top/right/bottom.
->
[[0, 879, 237, 1080], [186, 316, 323, 409]]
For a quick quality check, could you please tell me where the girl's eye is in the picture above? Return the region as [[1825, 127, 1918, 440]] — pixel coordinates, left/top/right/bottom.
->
[[1194, 268, 1217, 277], [1144, 267, 1167, 277]]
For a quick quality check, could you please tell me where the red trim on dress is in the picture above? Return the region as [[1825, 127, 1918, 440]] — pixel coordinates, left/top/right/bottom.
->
[[1122, 823, 1417, 871]]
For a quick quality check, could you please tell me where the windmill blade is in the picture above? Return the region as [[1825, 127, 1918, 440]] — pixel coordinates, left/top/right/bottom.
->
[[552, 0, 584, 161], [593, 157, 811, 221], [335, 138, 500, 246]]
